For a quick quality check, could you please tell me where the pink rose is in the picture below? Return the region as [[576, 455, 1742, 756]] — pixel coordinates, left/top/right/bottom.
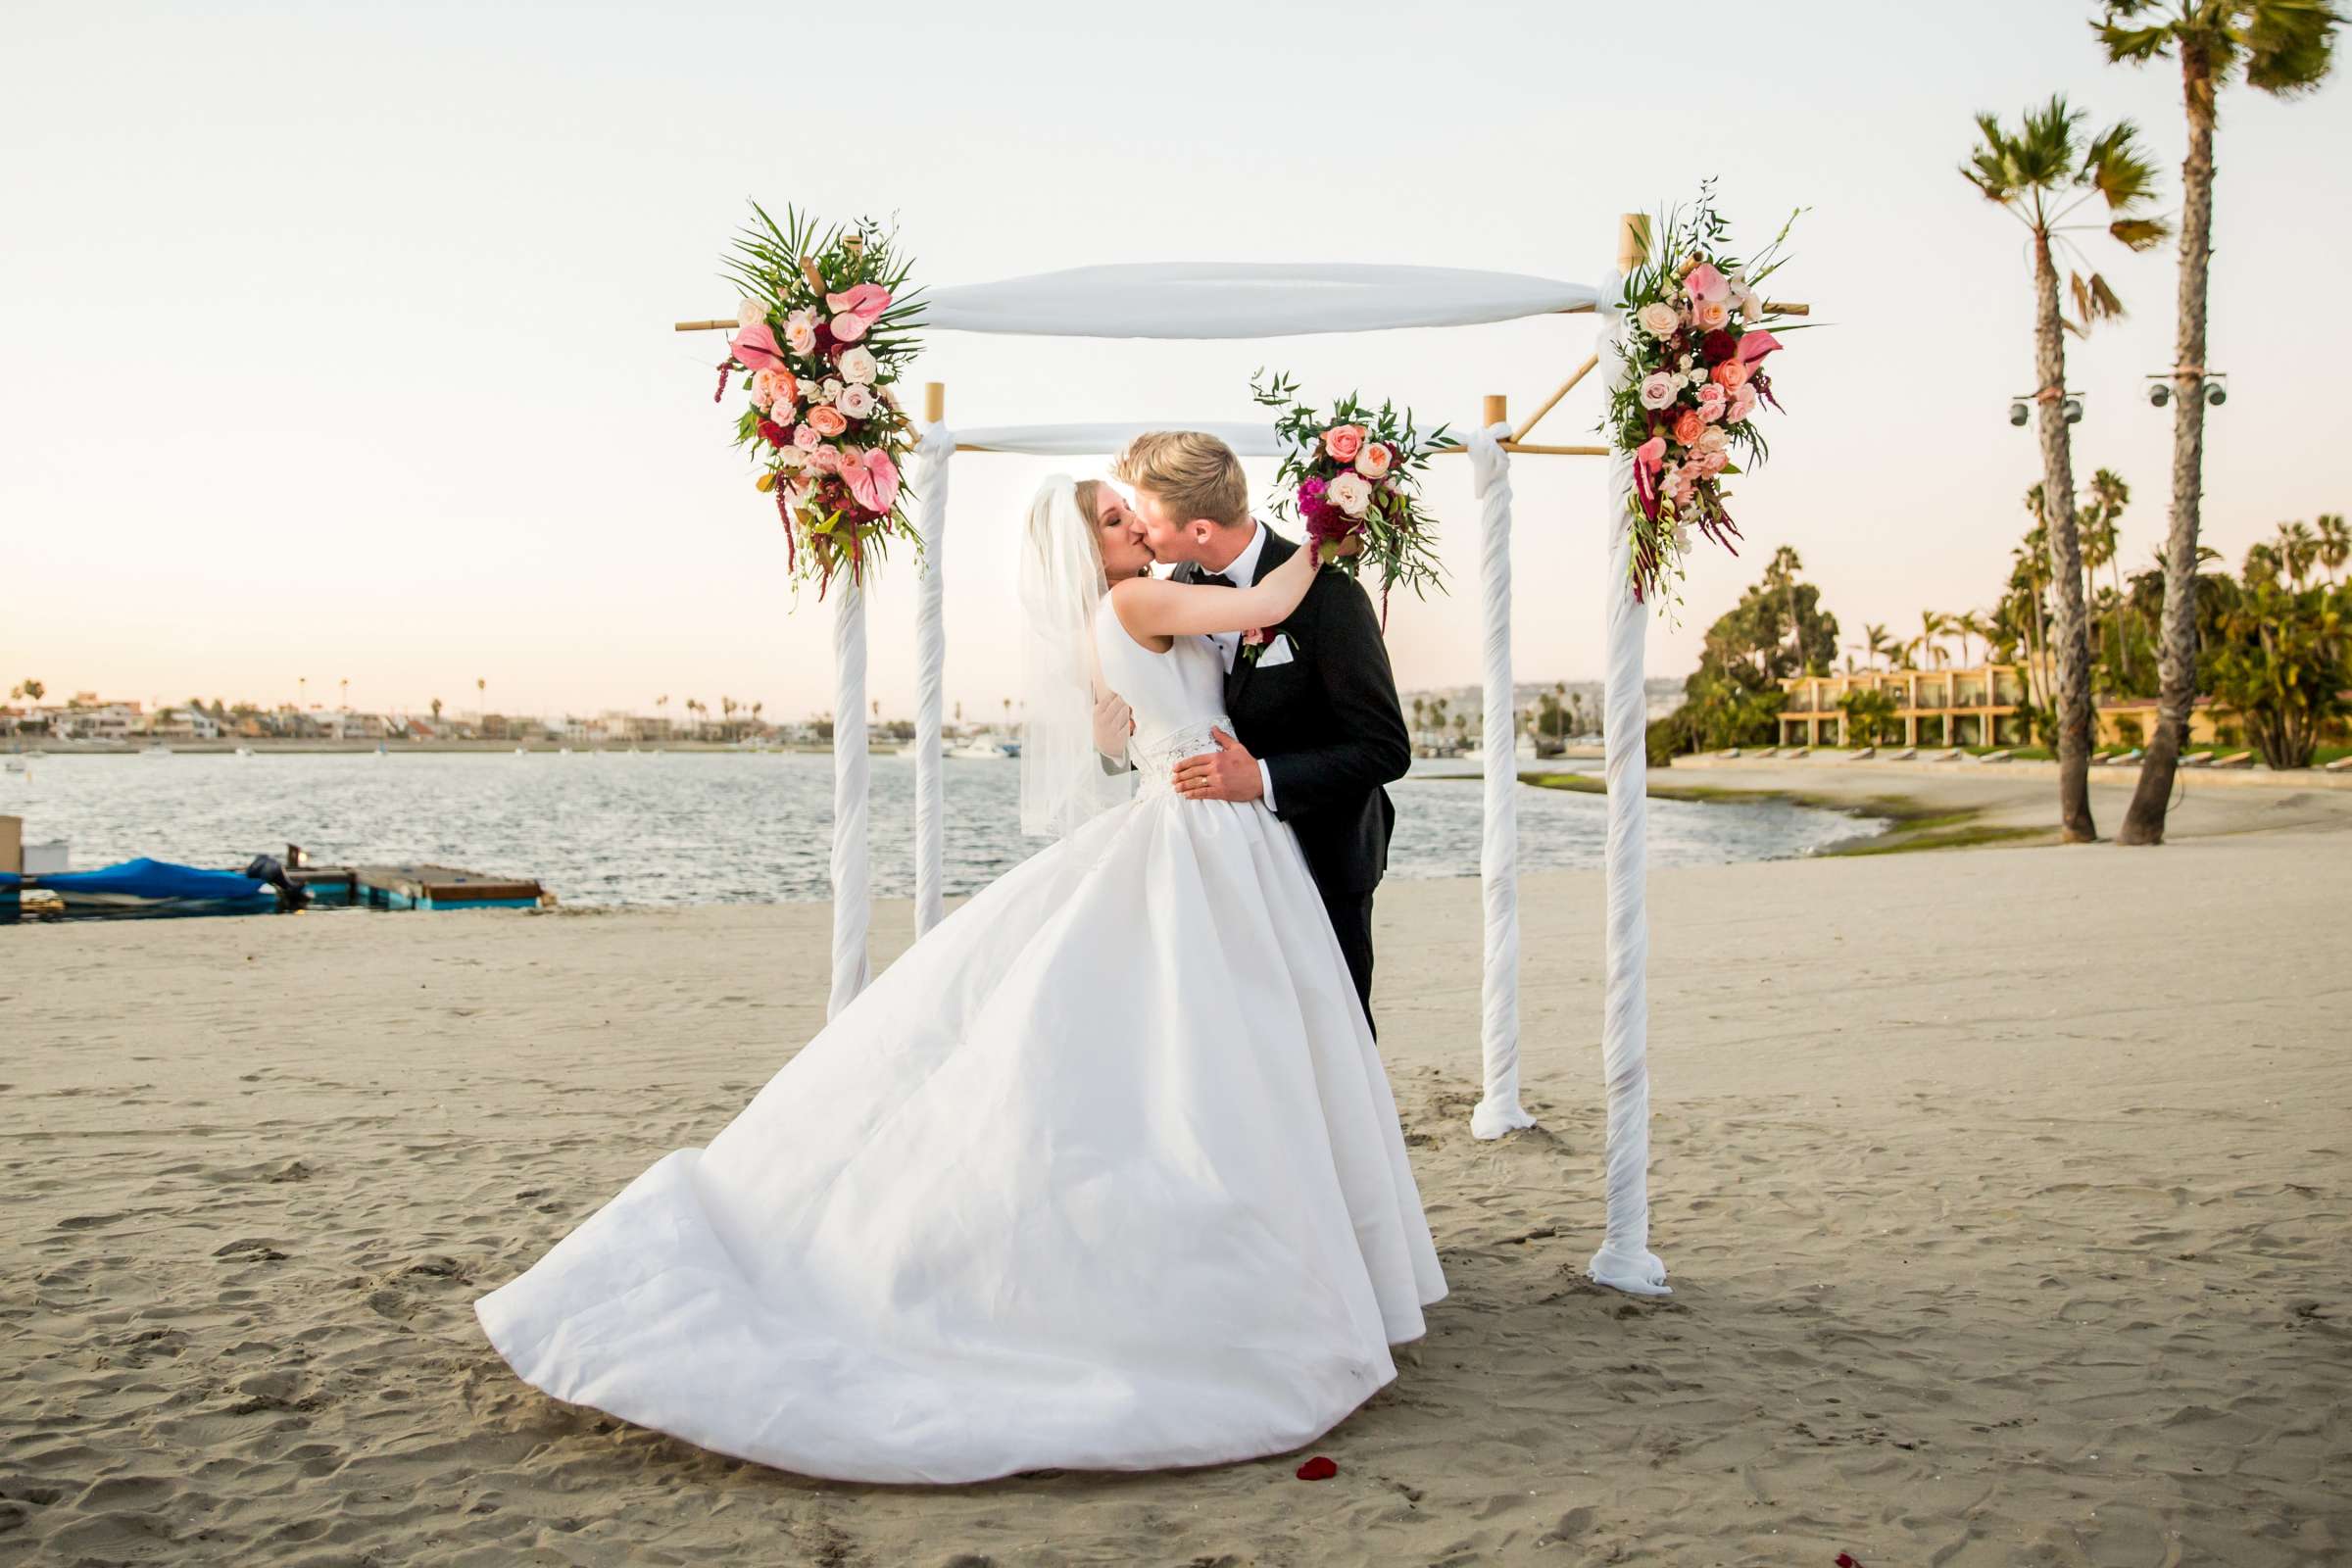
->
[[1696, 424, 1730, 455], [806, 404, 848, 438], [1242, 627, 1267, 647], [729, 320, 785, 373], [1354, 442, 1395, 480], [1323, 423, 1366, 463], [1729, 382, 1759, 422], [837, 382, 877, 420], [1671, 409, 1705, 446], [1636, 301, 1681, 338], [805, 444, 840, 474], [1699, 449, 1730, 476], [784, 309, 818, 357], [793, 423, 822, 452], [840, 446, 901, 514], [1639, 370, 1681, 411], [1328, 471, 1374, 516], [1691, 298, 1732, 332], [1684, 262, 1730, 305], [1695, 382, 1728, 423]]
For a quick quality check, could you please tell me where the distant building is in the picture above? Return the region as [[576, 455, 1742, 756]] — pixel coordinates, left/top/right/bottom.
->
[[1780, 666, 2032, 749], [1781, 665, 2248, 749]]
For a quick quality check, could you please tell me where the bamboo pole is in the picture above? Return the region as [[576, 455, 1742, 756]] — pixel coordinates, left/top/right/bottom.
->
[[923, 380, 945, 424], [1509, 353, 1600, 445]]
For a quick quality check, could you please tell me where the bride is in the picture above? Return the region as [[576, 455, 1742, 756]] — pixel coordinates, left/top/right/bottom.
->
[[474, 472, 1446, 1485]]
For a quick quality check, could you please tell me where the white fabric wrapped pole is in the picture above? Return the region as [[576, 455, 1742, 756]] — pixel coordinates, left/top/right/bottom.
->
[[911, 422, 953, 937], [1468, 421, 1535, 1141], [1589, 305, 1670, 1297], [827, 578, 872, 1019]]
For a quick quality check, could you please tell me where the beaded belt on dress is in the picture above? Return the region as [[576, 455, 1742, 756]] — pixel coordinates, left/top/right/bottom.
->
[[1134, 719, 1231, 798]]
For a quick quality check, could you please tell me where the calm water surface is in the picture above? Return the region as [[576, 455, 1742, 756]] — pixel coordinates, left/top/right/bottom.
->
[[4, 754, 1881, 906]]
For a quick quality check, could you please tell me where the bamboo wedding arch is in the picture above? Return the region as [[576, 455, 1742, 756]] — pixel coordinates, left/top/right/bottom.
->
[[678, 214, 1807, 1297]]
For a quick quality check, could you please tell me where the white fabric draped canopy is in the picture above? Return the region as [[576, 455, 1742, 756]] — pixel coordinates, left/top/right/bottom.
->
[[923, 263, 1602, 340], [802, 251, 1666, 1296]]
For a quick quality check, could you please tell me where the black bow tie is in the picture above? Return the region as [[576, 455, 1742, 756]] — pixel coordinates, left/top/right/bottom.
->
[[1200, 570, 1236, 588]]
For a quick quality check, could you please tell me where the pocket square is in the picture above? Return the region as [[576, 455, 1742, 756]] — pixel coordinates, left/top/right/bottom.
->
[[1256, 634, 1297, 668]]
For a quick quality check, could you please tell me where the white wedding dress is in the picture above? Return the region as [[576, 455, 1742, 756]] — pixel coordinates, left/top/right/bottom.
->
[[475, 610, 1446, 1484]]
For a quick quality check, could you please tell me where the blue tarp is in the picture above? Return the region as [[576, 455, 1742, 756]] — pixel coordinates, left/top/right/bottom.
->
[[1, 858, 273, 904]]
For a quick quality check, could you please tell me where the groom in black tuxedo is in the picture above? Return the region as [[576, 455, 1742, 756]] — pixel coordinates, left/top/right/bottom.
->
[[1107, 431, 1412, 1029]]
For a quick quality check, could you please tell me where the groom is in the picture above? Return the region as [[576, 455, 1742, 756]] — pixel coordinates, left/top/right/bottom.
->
[[1105, 430, 1411, 1028]]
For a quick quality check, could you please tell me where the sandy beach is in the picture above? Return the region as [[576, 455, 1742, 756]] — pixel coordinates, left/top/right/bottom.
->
[[5, 813, 2348, 1566]]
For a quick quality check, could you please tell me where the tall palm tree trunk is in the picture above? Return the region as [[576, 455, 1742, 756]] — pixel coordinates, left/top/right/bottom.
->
[[2122, 47, 2215, 846], [2033, 232, 2098, 840]]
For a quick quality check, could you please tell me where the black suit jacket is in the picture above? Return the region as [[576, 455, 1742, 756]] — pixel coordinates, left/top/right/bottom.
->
[[1184, 528, 1411, 897]]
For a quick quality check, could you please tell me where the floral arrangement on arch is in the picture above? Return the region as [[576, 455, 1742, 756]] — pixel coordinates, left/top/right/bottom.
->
[[1605, 186, 1799, 605], [1250, 372, 1447, 615], [714, 206, 924, 593]]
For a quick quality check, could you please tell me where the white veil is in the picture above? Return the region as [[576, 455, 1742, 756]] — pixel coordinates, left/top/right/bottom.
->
[[1018, 475, 1131, 839]]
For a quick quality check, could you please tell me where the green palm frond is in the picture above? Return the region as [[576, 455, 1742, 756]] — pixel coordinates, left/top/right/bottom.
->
[[2082, 121, 2165, 212], [2244, 0, 2343, 92]]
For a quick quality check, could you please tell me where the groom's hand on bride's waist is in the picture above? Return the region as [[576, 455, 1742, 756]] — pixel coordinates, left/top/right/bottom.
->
[[1173, 728, 1264, 803]]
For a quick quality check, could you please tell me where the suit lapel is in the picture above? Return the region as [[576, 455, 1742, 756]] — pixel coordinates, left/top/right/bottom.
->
[[1229, 527, 1298, 710]]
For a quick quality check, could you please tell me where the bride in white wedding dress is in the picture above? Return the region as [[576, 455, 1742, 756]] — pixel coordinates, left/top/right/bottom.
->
[[474, 475, 1446, 1485]]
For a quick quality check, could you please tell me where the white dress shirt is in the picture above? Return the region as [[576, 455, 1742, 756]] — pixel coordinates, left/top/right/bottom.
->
[[1199, 522, 1280, 811]]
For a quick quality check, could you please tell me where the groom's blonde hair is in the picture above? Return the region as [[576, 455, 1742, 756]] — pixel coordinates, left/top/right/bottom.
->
[[1113, 431, 1250, 528]]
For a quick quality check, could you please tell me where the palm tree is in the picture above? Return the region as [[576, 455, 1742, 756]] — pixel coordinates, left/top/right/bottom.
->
[[11, 679, 43, 702], [2278, 520, 2321, 587], [1915, 609, 1952, 671], [429, 697, 443, 723], [2318, 513, 2350, 585], [1764, 545, 1806, 675], [1863, 622, 1894, 669], [2080, 467, 2134, 683], [2102, 0, 2342, 842], [1964, 95, 2168, 839]]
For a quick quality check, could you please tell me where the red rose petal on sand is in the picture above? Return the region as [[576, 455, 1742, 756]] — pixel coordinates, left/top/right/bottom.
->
[[1295, 1455, 1338, 1481], [1836, 1554, 1864, 1567]]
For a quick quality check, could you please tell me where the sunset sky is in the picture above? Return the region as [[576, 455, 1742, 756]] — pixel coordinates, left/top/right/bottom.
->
[[6, 0, 2347, 722]]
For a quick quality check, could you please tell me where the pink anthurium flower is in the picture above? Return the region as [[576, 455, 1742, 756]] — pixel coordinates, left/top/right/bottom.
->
[[1632, 435, 1667, 521], [1737, 329, 1784, 364], [730, 320, 785, 372], [1684, 262, 1730, 305], [840, 446, 901, 514], [824, 283, 893, 341]]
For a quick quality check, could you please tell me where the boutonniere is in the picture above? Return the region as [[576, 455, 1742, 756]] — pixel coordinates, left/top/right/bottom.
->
[[1239, 626, 1298, 666]]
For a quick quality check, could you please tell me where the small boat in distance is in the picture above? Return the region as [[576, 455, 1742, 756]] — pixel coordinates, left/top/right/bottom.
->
[[142, 743, 172, 757], [949, 737, 1015, 760]]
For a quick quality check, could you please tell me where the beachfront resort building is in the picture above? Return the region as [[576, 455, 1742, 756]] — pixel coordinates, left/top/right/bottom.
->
[[1779, 664, 2251, 750], [1779, 665, 2034, 749]]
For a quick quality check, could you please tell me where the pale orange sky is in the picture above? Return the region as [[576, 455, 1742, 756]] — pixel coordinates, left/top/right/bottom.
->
[[6, 1, 2346, 722]]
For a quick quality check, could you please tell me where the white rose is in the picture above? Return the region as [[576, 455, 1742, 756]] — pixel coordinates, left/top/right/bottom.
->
[[822, 378, 844, 402], [1328, 472, 1373, 517], [837, 382, 878, 419], [736, 297, 767, 329], [1636, 301, 1680, 338], [836, 346, 878, 385]]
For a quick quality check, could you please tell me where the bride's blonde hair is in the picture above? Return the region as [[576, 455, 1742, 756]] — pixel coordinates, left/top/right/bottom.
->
[[1071, 479, 1105, 564]]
